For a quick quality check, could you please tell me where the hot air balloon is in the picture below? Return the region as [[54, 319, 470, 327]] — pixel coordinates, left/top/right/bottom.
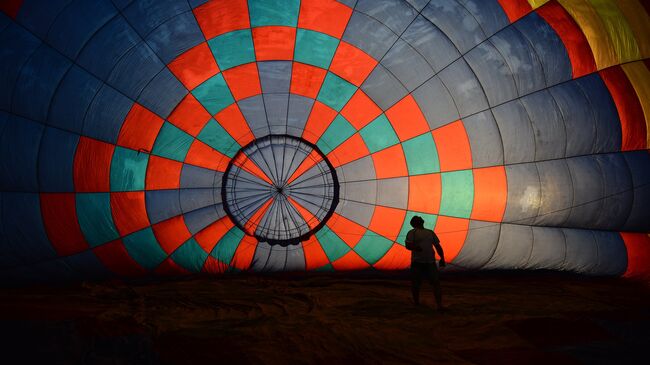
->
[[0, 0, 648, 284]]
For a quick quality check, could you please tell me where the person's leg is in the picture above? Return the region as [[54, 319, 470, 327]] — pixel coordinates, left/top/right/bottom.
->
[[428, 263, 443, 309], [411, 263, 423, 305]]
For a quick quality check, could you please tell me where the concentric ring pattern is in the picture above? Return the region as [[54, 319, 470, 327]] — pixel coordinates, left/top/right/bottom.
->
[[0, 0, 649, 283]]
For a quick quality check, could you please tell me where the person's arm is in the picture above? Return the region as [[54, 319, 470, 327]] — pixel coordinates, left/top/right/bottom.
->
[[432, 232, 445, 267]]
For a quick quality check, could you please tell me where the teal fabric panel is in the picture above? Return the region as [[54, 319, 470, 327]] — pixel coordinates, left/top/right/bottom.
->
[[171, 238, 209, 272], [317, 72, 357, 111], [294, 29, 339, 68], [210, 226, 245, 264], [359, 114, 399, 153], [396, 212, 437, 245], [315, 226, 350, 262], [354, 231, 393, 264], [197, 118, 240, 157], [123, 228, 167, 270], [152, 122, 194, 161], [208, 30, 255, 70], [317, 115, 356, 154], [76, 193, 119, 247], [440, 170, 474, 218], [110, 146, 149, 191], [249, 0, 300, 27], [402, 133, 439, 175], [192, 73, 234, 115]]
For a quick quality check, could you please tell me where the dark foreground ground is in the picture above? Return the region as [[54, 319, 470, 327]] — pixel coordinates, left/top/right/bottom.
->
[[0, 272, 648, 364]]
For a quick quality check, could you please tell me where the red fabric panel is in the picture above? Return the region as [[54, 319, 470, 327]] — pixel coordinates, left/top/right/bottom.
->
[[434, 216, 469, 262], [110, 192, 150, 236], [373, 243, 410, 270], [471, 166, 507, 222], [230, 235, 257, 270], [74, 137, 114, 192], [117, 103, 164, 152], [222, 63, 262, 101], [193, 0, 250, 39], [298, 0, 353, 39], [599, 66, 647, 151], [302, 235, 330, 270], [536, 1, 596, 78], [497, 0, 532, 23], [368, 206, 406, 241], [195, 217, 235, 253], [332, 250, 370, 270], [215, 104, 254, 145], [252, 26, 296, 61], [329, 41, 377, 86], [167, 42, 220, 90], [152, 216, 192, 254], [145, 155, 182, 190], [93, 240, 146, 276], [202, 256, 229, 273], [167, 94, 212, 136], [327, 133, 370, 167], [620, 232, 650, 280], [327, 212, 366, 248], [291, 62, 327, 99], [371, 144, 408, 179], [385, 95, 430, 141], [340, 89, 382, 130], [302, 101, 337, 143], [431, 120, 472, 172], [154, 257, 191, 276], [408, 174, 441, 214], [185, 140, 230, 172], [0, 0, 23, 18], [40, 193, 88, 256]]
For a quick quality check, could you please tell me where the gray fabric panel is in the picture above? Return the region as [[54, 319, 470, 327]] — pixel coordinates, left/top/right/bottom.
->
[[337, 0, 357, 8], [265, 245, 289, 272], [548, 81, 596, 157], [464, 41, 517, 106], [490, 26, 546, 96], [180, 164, 217, 189], [258, 61, 292, 94], [438, 58, 488, 118], [355, 0, 418, 35], [576, 74, 621, 153], [263, 93, 289, 131], [361, 64, 408, 110], [405, 0, 428, 11], [252, 242, 273, 271], [492, 100, 535, 164], [180, 188, 216, 213], [520, 90, 566, 160], [593, 153, 633, 230], [623, 152, 650, 231], [238, 95, 270, 138], [422, 0, 485, 54], [534, 159, 572, 226], [381, 39, 434, 92], [463, 111, 503, 168], [592, 231, 627, 276], [457, 0, 509, 37], [453, 220, 500, 269], [335, 155, 376, 183], [566, 156, 604, 229], [287, 94, 314, 137], [342, 11, 398, 60], [562, 228, 598, 274], [340, 180, 377, 205], [503, 163, 540, 225], [375, 177, 408, 209], [335, 199, 375, 227], [184, 205, 224, 234], [483, 224, 533, 270], [411, 75, 459, 130], [285, 244, 306, 271], [401, 15, 460, 73], [528, 226, 566, 270]]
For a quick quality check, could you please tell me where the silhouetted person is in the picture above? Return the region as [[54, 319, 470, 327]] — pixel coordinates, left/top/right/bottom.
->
[[404, 216, 445, 310]]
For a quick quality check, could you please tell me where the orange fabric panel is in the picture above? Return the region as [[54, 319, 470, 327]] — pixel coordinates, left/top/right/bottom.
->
[[202, 255, 229, 273], [167, 94, 212, 136], [329, 41, 377, 86], [434, 216, 469, 262], [290, 62, 327, 99], [232, 152, 274, 184], [167, 42, 219, 90], [110, 191, 150, 236], [74, 137, 114, 192], [302, 101, 337, 143], [332, 250, 370, 270], [193, 0, 250, 39], [230, 235, 257, 270], [536, 1, 596, 78], [303, 235, 330, 270], [154, 257, 191, 276], [40, 193, 88, 256], [152, 216, 192, 255], [620, 232, 650, 279], [368, 206, 406, 241], [408, 174, 441, 214], [195, 217, 235, 254], [497, 0, 533, 22], [340, 89, 382, 130], [621, 62, 650, 149], [385, 95, 431, 141], [252, 26, 296, 61], [222, 63, 262, 101], [431, 120, 472, 172], [288, 197, 319, 230], [93, 240, 147, 277], [327, 133, 370, 167], [471, 166, 507, 222], [327, 212, 367, 248], [244, 198, 274, 233], [185, 140, 230, 172], [373, 243, 410, 270], [215, 103, 255, 145], [615, 0, 650, 59], [600, 66, 646, 151], [287, 150, 323, 184], [117, 103, 164, 152], [298, 0, 353, 38], [145, 155, 182, 190], [371, 144, 408, 179]]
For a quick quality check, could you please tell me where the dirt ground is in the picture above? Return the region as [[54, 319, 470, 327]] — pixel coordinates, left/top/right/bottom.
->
[[0, 271, 648, 364]]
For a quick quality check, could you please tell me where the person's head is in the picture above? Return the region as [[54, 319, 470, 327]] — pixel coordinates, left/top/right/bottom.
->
[[410, 215, 425, 229]]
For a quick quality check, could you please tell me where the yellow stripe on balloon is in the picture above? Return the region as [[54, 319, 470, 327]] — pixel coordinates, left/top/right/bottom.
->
[[621, 62, 650, 149], [527, 0, 550, 9], [586, 0, 641, 64], [615, 0, 650, 59]]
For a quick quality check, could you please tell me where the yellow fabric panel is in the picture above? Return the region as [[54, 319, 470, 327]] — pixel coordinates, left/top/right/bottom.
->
[[615, 0, 650, 59], [527, 0, 550, 9], [587, 0, 641, 64], [621, 62, 650, 149], [556, 0, 618, 69]]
